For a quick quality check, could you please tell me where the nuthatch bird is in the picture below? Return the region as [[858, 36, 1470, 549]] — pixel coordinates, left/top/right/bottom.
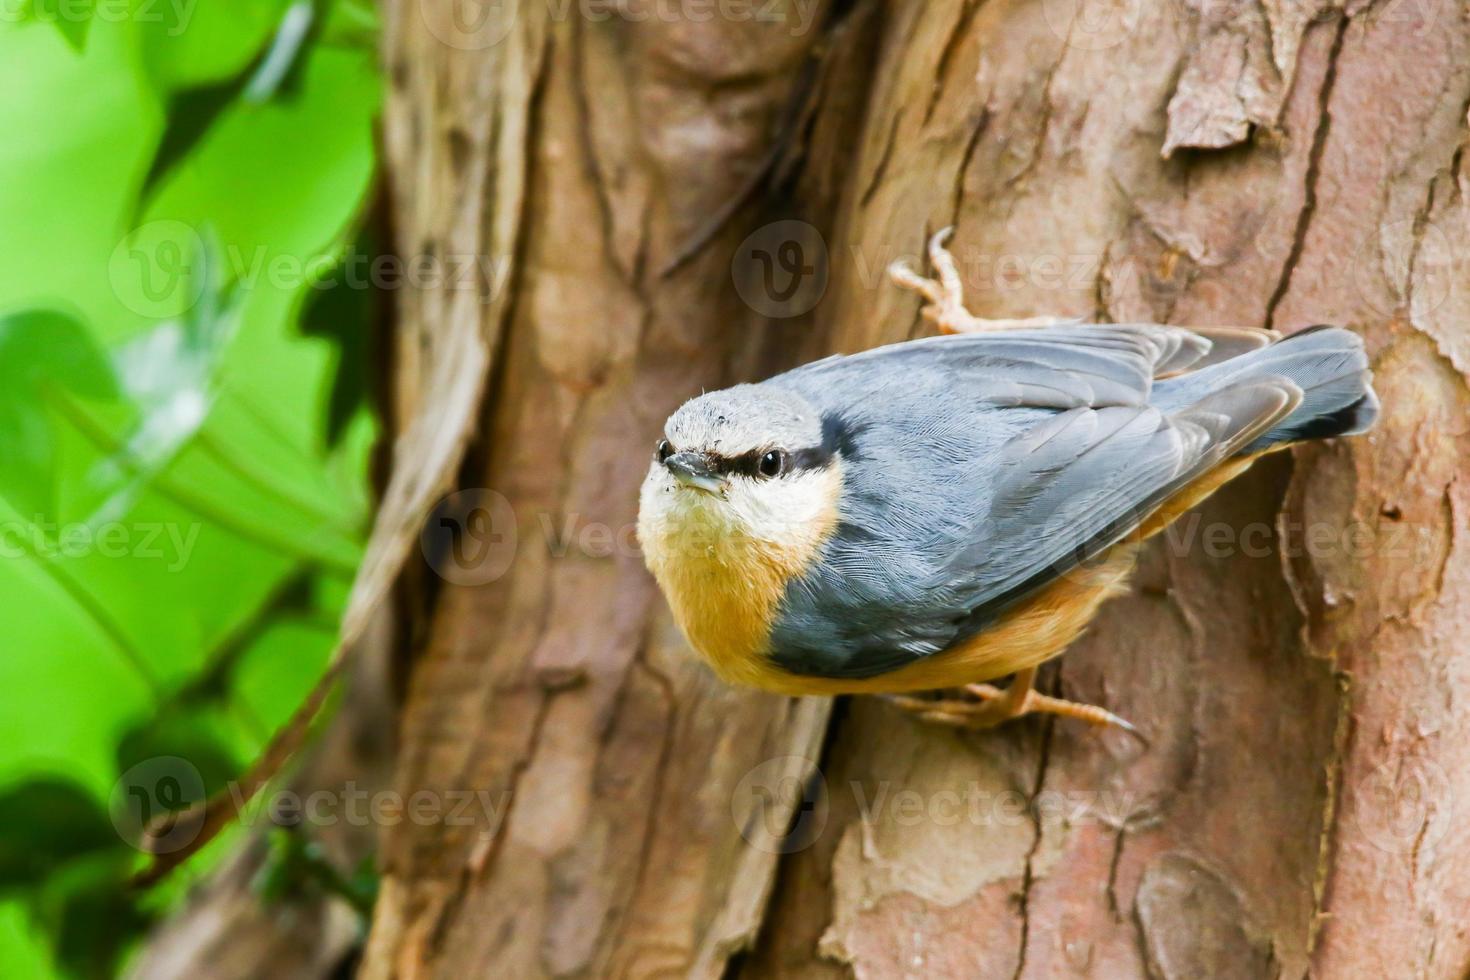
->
[[638, 231, 1378, 733]]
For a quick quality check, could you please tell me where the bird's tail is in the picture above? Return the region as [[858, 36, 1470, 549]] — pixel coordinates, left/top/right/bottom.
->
[[1156, 325, 1379, 454]]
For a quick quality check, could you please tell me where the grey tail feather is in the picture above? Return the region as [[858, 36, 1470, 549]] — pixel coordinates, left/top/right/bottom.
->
[[1154, 324, 1379, 454]]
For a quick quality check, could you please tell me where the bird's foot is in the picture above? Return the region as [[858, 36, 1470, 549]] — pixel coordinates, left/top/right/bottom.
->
[[887, 227, 1076, 335], [884, 670, 1143, 741]]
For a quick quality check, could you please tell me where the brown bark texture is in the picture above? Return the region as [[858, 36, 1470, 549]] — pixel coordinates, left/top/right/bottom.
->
[[192, 0, 1470, 976]]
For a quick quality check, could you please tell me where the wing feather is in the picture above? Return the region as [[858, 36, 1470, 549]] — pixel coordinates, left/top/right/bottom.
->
[[766, 325, 1297, 680]]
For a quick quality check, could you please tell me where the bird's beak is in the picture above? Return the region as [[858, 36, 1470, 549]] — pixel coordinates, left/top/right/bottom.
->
[[664, 452, 726, 495]]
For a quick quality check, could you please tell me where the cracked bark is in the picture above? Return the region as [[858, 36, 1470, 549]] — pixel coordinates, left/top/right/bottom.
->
[[139, 0, 1470, 975], [749, 3, 1470, 978]]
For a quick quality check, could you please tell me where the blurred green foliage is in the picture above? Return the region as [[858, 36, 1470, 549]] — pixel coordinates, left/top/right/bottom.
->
[[0, 0, 382, 974]]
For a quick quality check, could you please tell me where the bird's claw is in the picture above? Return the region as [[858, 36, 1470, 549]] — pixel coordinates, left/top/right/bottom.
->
[[888, 227, 1076, 335], [883, 682, 1147, 744]]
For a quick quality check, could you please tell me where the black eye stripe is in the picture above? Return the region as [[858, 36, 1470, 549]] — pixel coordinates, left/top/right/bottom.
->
[[710, 450, 767, 478], [709, 445, 832, 477], [787, 446, 833, 470], [692, 412, 861, 477]]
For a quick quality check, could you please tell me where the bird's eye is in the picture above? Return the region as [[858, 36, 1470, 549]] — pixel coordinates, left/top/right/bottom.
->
[[656, 439, 673, 463], [758, 450, 785, 478]]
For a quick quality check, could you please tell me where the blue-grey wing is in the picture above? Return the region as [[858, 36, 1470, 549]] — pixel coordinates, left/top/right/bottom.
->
[[787, 324, 1210, 409], [764, 325, 1292, 680]]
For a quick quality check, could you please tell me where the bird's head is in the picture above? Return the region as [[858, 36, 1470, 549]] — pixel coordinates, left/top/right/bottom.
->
[[637, 385, 845, 566]]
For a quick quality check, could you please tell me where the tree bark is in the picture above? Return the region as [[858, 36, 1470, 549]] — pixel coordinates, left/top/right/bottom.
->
[[338, 0, 1470, 976]]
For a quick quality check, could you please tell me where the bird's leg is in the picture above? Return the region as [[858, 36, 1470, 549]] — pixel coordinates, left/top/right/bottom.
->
[[888, 227, 1075, 334], [885, 667, 1142, 738]]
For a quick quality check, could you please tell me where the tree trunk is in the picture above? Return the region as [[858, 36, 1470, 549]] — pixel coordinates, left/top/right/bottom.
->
[[351, 0, 1470, 976]]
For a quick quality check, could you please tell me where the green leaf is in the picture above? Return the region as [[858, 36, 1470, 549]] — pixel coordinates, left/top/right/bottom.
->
[[0, 398, 57, 520], [115, 710, 242, 799], [139, 1, 318, 203], [299, 222, 379, 447], [35, 852, 149, 979], [0, 16, 380, 970], [137, 0, 289, 90], [243, 1, 317, 103], [0, 309, 117, 517], [319, 0, 378, 50], [139, 78, 256, 203], [0, 899, 55, 980], [30, 0, 93, 52], [87, 242, 240, 525], [0, 308, 116, 400], [0, 780, 116, 890]]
